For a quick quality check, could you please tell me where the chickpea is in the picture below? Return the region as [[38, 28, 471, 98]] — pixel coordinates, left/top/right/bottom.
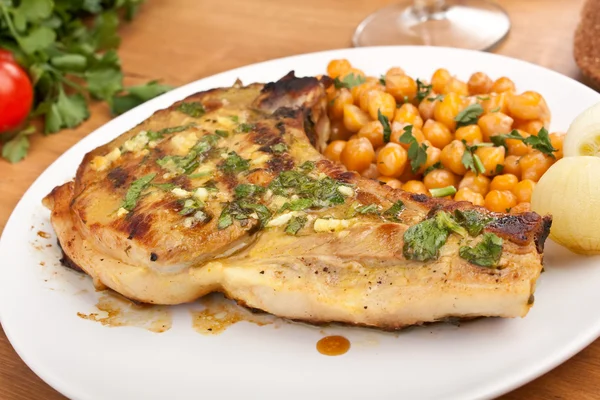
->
[[329, 88, 353, 120], [402, 180, 428, 195], [485, 190, 517, 213], [455, 125, 483, 144], [506, 130, 531, 156], [519, 151, 553, 182], [327, 59, 351, 79], [491, 77, 516, 93], [359, 87, 384, 112], [367, 90, 396, 121], [507, 91, 548, 121], [378, 176, 402, 189], [431, 68, 451, 94], [418, 95, 439, 121], [340, 137, 375, 172], [443, 78, 469, 96], [385, 74, 417, 102], [503, 155, 521, 178], [454, 187, 485, 206], [343, 104, 370, 132], [341, 68, 366, 81], [329, 119, 352, 141], [440, 140, 467, 175], [323, 140, 347, 163], [459, 171, 491, 196], [418, 140, 442, 174], [480, 92, 509, 114], [394, 103, 424, 129], [358, 121, 385, 148], [475, 145, 505, 176], [513, 119, 544, 136], [549, 131, 565, 159], [424, 168, 458, 190], [467, 72, 493, 95], [391, 123, 425, 149], [434, 92, 462, 131], [423, 120, 453, 149], [377, 143, 408, 177], [490, 174, 519, 192], [478, 112, 514, 142], [351, 80, 380, 106], [512, 179, 536, 203], [360, 163, 380, 179], [385, 67, 405, 79]]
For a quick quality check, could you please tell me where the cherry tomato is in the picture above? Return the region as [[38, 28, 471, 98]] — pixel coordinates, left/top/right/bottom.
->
[[0, 51, 33, 132]]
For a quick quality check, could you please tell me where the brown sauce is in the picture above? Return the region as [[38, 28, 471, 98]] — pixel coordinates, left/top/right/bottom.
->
[[77, 291, 172, 333], [191, 293, 274, 335], [316, 335, 351, 356]]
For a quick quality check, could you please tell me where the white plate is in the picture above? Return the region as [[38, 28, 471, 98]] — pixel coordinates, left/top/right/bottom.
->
[[2, 46, 600, 400]]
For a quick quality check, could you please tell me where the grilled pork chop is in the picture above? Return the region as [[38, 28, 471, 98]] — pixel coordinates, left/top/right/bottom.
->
[[43, 72, 551, 329]]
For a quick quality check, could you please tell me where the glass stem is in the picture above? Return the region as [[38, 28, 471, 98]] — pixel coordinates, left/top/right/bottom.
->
[[412, 0, 447, 20]]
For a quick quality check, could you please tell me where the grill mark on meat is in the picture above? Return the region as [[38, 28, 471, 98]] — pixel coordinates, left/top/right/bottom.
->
[[123, 212, 153, 240], [219, 171, 239, 191], [486, 212, 550, 250], [271, 107, 300, 119], [107, 167, 129, 188], [411, 194, 429, 203], [267, 155, 295, 173], [259, 71, 322, 107], [202, 98, 224, 113], [251, 123, 283, 149]]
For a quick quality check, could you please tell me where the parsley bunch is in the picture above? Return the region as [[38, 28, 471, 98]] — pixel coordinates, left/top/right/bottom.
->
[[0, 0, 172, 163]]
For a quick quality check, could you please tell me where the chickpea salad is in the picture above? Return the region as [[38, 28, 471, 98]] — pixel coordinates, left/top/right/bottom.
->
[[322, 59, 563, 214]]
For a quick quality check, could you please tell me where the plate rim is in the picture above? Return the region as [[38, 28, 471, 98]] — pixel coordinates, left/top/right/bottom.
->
[[1, 45, 600, 400]]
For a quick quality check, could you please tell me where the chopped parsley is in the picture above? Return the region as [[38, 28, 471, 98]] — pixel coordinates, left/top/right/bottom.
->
[[459, 233, 503, 268], [453, 210, 493, 237], [271, 143, 288, 154], [236, 123, 255, 133], [356, 203, 380, 214], [379, 75, 386, 85], [215, 129, 229, 137], [461, 142, 492, 175], [299, 161, 315, 172], [269, 168, 347, 209], [217, 200, 271, 229], [156, 140, 212, 175], [121, 173, 156, 211], [229, 115, 239, 123], [177, 102, 205, 117], [378, 110, 392, 143], [179, 198, 204, 216], [403, 211, 466, 261], [455, 104, 484, 128], [416, 79, 432, 102], [399, 125, 428, 172], [333, 73, 366, 89], [146, 123, 197, 141], [189, 171, 213, 179], [382, 200, 405, 222], [280, 198, 314, 212], [490, 128, 557, 157], [234, 184, 265, 199], [476, 96, 490, 101], [427, 94, 444, 102], [285, 215, 308, 235], [219, 152, 250, 174], [489, 106, 501, 113]]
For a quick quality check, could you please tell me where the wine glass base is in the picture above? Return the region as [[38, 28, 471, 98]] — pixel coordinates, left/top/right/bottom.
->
[[353, 0, 511, 51]]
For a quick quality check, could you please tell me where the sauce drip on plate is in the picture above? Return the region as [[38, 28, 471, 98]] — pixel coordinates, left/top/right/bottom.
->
[[191, 293, 274, 335], [317, 335, 351, 356], [77, 291, 172, 333]]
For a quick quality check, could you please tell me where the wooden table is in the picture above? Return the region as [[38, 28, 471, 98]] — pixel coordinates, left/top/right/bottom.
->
[[0, 0, 593, 398]]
